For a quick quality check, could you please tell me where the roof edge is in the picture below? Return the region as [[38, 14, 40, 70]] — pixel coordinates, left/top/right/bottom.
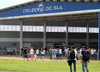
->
[[0, 0, 100, 12], [0, 9, 99, 20], [0, 0, 37, 12]]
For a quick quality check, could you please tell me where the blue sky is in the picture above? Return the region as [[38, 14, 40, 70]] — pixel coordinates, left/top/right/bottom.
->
[[0, 0, 33, 9]]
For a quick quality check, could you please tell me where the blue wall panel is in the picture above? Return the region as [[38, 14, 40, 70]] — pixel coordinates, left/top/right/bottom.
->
[[0, 2, 100, 18]]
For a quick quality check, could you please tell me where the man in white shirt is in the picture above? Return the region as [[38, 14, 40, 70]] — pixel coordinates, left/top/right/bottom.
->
[[74, 48, 78, 61], [36, 48, 39, 59], [79, 48, 82, 60], [64, 48, 69, 59], [59, 48, 62, 60]]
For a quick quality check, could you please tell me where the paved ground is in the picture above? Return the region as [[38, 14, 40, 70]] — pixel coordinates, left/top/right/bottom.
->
[[0, 55, 67, 61], [0, 55, 99, 62]]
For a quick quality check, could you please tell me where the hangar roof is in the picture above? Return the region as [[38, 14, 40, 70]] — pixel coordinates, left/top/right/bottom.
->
[[0, 0, 100, 12], [0, 0, 100, 20]]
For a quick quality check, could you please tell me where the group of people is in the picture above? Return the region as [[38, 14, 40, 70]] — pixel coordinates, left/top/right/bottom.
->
[[20, 46, 99, 72], [64, 47, 99, 60], [21, 47, 41, 61], [48, 46, 99, 72], [21, 47, 63, 61], [49, 48, 62, 61], [90, 48, 98, 60], [21, 47, 99, 61], [67, 46, 90, 72]]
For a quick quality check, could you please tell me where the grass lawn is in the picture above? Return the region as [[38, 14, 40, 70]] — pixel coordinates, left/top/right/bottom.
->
[[0, 59, 100, 72]]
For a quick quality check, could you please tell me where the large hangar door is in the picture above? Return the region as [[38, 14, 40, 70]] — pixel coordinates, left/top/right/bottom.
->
[[23, 43, 31, 48], [47, 43, 54, 48], [31, 43, 43, 50]]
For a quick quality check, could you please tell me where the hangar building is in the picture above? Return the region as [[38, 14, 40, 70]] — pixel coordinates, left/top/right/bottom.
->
[[0, 0, 100, 59]]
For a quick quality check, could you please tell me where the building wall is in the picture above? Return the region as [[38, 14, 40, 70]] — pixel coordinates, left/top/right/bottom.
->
[[0, 42, 20, 49], [23, 32, 43, 38], [0, 31, 98, 49], [0, 20, 98, 49], [0, 31, 20, 38]]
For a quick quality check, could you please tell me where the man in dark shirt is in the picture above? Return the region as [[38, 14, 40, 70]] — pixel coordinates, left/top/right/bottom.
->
[[26, 47, 30, 60], [21, 48, 23, 56], [81, 46, 90, 72], [23, 47, 28, 61], [69, 46, 77, 72]]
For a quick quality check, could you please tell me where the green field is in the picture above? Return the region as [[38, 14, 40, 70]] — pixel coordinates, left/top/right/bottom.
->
[[0, 59, 100, 72]]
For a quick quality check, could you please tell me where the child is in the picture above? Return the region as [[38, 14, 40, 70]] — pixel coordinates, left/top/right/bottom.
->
[[34, 54, 37, 61]]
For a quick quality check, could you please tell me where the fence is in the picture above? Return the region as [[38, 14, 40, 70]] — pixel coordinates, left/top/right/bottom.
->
[[0, 50, 20, 56]]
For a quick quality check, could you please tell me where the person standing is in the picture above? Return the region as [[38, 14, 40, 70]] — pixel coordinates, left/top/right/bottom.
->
[[41, 48, 45, 61], [52, 48, 57, 61], [80, 48, 82, 60], [59, 48, 62, 60], [97, 49, 99, 59], [34, 53, 37, 61], [74, 48, 78, 60], [56, 48, 59, 59], [26, 47, 30, 61], [49, 48, 52, 60], [21, 48, 23, 56], [64, 48, 69, 59], [23, 47, 28, 61], [94, 48, 97, 60], [68, 46, 77, 72], [81, 46, 90, 72], [30, 48, 34, 61], [36, 48, 39, 59], [91, 48, 94, 60], [45, 47, 47, 55], [77, 49, 81, 60]]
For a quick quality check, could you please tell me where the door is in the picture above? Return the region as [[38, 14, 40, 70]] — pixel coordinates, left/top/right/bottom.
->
[[23, 43, 31, 49]]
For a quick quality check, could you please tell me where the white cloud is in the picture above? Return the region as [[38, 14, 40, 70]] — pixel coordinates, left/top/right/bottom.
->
[[13, 0, 33, 4], [0, 0, 33, 9]]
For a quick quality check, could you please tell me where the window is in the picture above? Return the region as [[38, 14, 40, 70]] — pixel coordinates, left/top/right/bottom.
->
[[8, 25, 12, 31], [16, 25, 20, 31], [0, 25, 99, 33], [28, 26, 33, 32], [46, 26, 52, 32], [0, 25, 20, 31], [39, 26, 44, 32], [37, 26, 40, 32], [46, 26, 65, 32], [33, 26, 37, 32], [89, 27, 99, 33], [0, 25, 4, 31], [68, 27, 87, 33]]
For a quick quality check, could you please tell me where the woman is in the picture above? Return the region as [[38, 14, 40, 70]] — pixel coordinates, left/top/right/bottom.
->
[[30, 48, 34, 61], [41, 48, 45, 61]]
